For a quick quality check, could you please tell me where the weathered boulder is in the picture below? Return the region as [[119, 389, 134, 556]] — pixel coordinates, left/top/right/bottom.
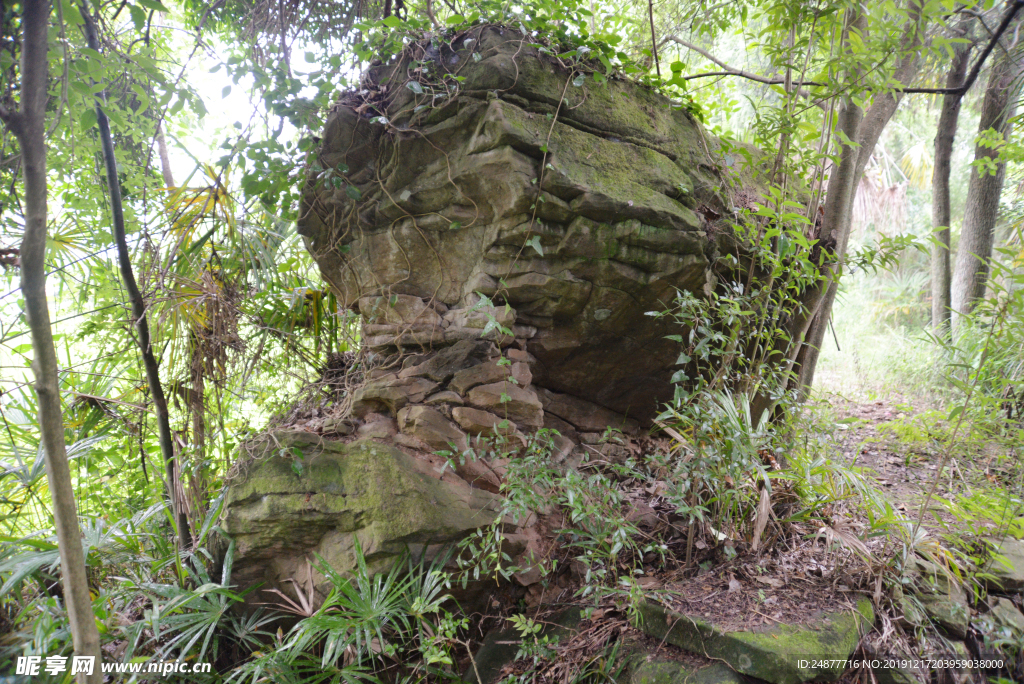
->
[[222, 433, 502, 606], [298, 26, 748, 424], [225, 26, 757, 618]]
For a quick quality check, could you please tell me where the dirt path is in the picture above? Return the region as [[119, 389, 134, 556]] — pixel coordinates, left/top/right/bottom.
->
[[824, 393, 1020, 537]]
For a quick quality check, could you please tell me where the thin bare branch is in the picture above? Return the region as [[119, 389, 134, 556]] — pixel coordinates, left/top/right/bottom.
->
[[668, 37, 825, 87], [901, 0, 1023, 94]]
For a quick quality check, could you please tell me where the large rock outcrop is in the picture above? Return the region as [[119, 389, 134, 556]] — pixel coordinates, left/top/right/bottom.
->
[[225, 27, 754, 608], [298, 26, 747, 423]]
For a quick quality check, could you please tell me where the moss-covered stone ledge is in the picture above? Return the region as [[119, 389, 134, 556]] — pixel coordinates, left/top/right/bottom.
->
[[221, 432, 503, 609], [634, 596, 874, 684]]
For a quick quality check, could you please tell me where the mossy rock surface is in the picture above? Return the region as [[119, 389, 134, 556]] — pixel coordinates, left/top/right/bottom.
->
[[981, 536, 1024, 592], [634, 597, 874, 684], [222, 434, 502, 607], [623, 659, 743, 684], [902, 556, 969, 638]]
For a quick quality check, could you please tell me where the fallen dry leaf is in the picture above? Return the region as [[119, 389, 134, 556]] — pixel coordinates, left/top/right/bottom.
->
[[755, 576, 784, 588]]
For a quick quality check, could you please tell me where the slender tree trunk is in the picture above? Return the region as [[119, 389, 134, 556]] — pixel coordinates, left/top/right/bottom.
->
[[794, 3, 924, 394], [156, 124, 176, 189], [791, 98, 863, 396], [932, 33, 972, 332], [79, 4, 192, 550], [950, 44, 1023, 333], [2, 1, 103, 680]]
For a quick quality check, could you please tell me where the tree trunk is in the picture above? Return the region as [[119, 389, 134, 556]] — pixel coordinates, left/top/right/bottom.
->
[[80, 4, 193, 551], [950, 44, 1023, 333], [156, 124, 176, 189], [931, 33, 972, 332], [794, 4, 924, 394], [3, 0, 104, 680]]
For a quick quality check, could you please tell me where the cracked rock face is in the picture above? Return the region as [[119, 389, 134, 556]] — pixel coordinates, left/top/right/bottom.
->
[[298, 27, 745, 422]]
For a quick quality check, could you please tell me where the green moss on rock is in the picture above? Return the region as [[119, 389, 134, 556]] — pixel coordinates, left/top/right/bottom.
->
[[222, 435, 502, 607], [634, 597, 874, 684]]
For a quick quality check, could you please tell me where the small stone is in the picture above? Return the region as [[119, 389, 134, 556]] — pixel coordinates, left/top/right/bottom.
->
[[398, 339, 492, 383], [449, 361, 511, 395], [978, 597, 1024, 637], [535, 387, 638, 433], [510, 361, 532, 386], [443, 304, 516, 330], [904, 556, 969, 638], [351, 375, 439, 416], [506, 348, 533, 362], [981, 537, 1024, 592], [550, 434, 575, 463], [358, 294, 442, 327], [394, 432, 430, 451], [424, 390, 464, 406], [466, 382, 544, 427], [356, 415, 398, 440], [322, 417, 355, 435], [543, 413, 578, 440], [397, 405, 468, 453], [511, 324, 538, 338], [452, 406, 518, 436]]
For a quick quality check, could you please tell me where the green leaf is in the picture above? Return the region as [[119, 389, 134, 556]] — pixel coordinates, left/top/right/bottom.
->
[[382, 15, 401, 28], [449, 221, 462, 230], [128, 4, 147, 30], [304, 51, 316, 63], [670, 60, 684, 73], [345, 185, 362, 200], [572, 73, 585, 87], [445, 14, 465, 25], [135, 0, 169, 11], [406, 80, 424, 94], [79, 108, 98, 131], [526, 235, 544, 256], [222, 85, 231, 98]]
